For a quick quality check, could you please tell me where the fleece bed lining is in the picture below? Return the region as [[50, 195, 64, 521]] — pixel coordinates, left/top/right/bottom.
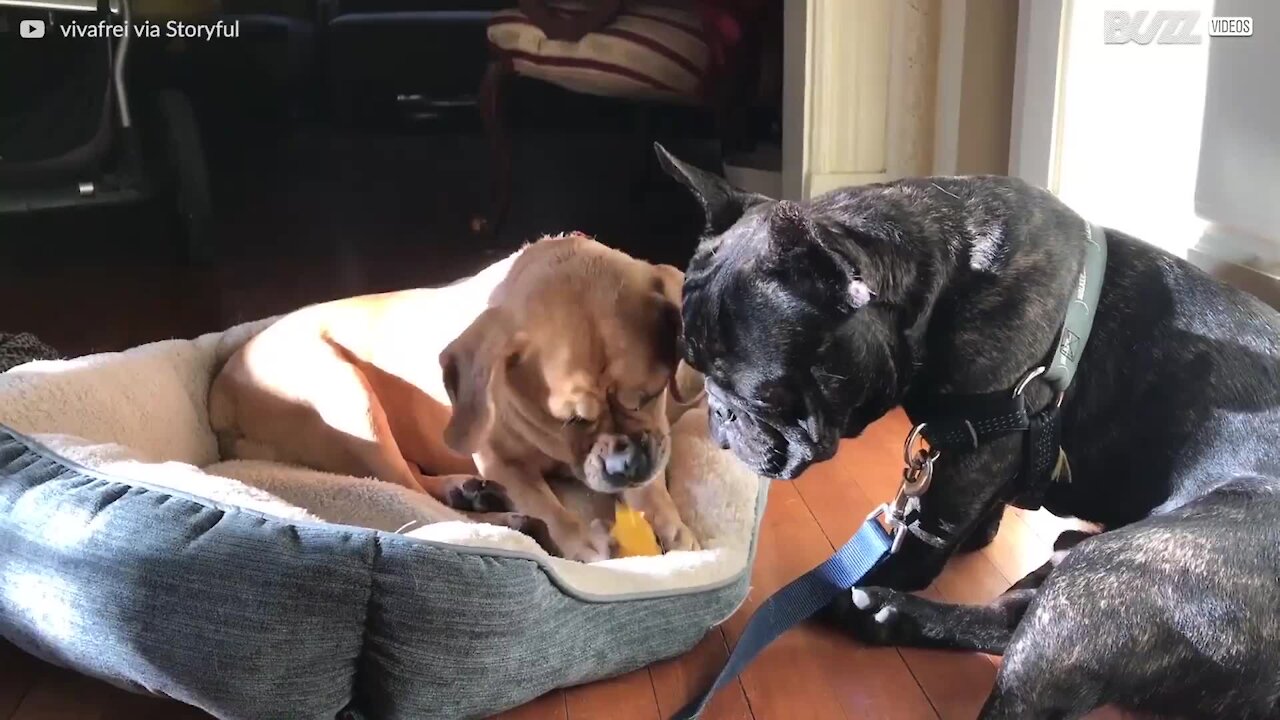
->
[[0, 320, 765, 602]]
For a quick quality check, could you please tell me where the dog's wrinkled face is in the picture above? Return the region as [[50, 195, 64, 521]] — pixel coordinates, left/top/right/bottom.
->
[[440, 234, 684, 493], [656, 146, 903, 479]]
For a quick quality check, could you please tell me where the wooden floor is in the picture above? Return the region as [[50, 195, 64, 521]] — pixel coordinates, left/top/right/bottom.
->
[[2, 408, 1129, 720]]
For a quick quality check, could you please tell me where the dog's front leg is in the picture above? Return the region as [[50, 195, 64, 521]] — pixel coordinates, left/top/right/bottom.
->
[[622, 474, 701, 552], [480, 458, 614, 563], [823, 443, 1028, 635], [828, 529, 1092, 653], [816, 513, 957, 638], [873, 439, 1028, 589], [827, 558, 1044, 655]]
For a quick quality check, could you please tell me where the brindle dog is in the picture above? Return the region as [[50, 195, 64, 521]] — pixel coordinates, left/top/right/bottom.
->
[[657, 144, 1280, 720]]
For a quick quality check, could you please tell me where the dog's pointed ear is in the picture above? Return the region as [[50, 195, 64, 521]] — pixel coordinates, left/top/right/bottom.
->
[[439, 307, 527, 455], [654, 142, 765, 235]]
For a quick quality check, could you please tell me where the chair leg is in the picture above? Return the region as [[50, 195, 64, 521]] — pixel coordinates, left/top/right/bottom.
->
[[472, 58, 513, 236]]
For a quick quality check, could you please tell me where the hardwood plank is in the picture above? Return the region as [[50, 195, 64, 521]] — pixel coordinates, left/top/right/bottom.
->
[[10, 666, 106, 720], [564, 667, 659, 720], [723, 480, 937, 720], [898, 588, 998, 720], [0, 641, 41, 720], [980, 507, 1053, 586], [98, 692, 212, 720], [932, 551, 1010, 604], [494, 690, 568, 720], [648, 630, 752, 720]]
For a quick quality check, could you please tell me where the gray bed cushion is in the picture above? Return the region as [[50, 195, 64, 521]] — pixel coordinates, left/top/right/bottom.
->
[[1, 428, 759, 719]]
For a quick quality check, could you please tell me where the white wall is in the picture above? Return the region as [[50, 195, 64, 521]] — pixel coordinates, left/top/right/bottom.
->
[[1192, 0, 1280, 276], [1050, 0, 1213, 256], [1008, 0, 1064, 188]]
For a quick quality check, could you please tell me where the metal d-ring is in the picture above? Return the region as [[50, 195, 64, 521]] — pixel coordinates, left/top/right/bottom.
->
[[903, 423, 940, 467], [902, 459, 934, 497], [1013, 366, 1048, 397], [1015, 365, 1066, 407], [901, 423, 939, 497]]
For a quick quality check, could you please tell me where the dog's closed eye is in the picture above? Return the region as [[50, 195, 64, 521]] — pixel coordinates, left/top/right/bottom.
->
[[752, 384, 790, 411]]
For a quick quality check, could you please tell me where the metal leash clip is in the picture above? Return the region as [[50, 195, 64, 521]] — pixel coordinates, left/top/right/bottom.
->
[[867, 423, 939, 553]]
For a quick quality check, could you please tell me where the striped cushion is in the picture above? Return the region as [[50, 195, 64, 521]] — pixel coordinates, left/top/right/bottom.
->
[[488, 2, 710, 102]]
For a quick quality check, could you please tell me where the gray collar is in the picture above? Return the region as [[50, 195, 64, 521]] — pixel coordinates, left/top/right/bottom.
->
[[1042, 221, 1108, 395]]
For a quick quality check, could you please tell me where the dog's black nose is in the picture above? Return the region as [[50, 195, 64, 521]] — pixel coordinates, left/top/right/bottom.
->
[[602, 435, 651, 486], [708, 410, 732, 450]]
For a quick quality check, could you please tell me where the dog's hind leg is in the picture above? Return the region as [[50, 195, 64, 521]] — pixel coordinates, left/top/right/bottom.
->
[[979, 503, 1280, 720], [973, 585, 1115, 720], [222, 338, 482, 524]]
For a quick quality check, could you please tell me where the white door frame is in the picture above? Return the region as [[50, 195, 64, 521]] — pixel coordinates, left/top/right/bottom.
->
[[1008, 0, 1066, 188], [781, 0, 942, 201]]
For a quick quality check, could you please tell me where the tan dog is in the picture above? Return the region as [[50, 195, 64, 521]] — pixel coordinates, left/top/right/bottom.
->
[[209, 233, 703, 562]]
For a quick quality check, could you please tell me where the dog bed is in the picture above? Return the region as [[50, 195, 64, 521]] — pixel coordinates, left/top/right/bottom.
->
[[0, 318, 766, 720]]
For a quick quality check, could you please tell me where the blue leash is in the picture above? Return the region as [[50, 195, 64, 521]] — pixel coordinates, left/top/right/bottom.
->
[[673, 518, 894, 719]]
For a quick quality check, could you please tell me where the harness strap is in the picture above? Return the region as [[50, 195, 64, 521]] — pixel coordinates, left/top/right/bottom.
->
[[902, 220, 1108, 510], [671, 519, 894, 719], [903, 389, 1031, 452], [1013, 402, 1063, 509]]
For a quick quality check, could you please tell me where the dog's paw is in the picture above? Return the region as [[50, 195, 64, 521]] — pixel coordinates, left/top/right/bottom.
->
[[656, 518, 701, 553], [510, 513, 562, 557], [557, 520, 614, 563], [444, 477, 513, 513], [838, 587, 915, 646], [466, 511, 563, 556]]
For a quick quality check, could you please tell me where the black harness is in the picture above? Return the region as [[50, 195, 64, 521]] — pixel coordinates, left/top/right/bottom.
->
[[903, 368, 1065, 511], [877, 221, 1108, 550]]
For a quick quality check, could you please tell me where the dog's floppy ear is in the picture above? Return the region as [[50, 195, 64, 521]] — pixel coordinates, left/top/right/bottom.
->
[[651, 263, 706, 407], [653, 263, 684, 307], [654, 142, 766, 235], [439, 307, 527, 455], [650, 263, 684, 364]]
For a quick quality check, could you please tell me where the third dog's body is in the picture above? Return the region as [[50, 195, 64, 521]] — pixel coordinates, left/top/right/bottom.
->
[[656, 143, 1280, 719]]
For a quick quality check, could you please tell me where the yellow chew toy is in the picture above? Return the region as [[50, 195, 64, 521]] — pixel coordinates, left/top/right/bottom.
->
[[610, 503, 662, 557]]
